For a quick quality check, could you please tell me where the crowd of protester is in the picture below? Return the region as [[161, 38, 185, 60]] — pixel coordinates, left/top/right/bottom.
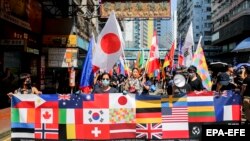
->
[[88, 63, 250, 124], [1, 63, 250, 123]]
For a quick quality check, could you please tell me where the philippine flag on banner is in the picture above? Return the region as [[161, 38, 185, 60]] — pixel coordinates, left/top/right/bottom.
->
[[92, 11, 125, 72]]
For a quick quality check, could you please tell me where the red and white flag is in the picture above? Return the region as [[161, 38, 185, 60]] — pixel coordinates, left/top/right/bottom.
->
[[162, 107, 189, 139], [110, 123, 136, 139], [82, 124, 110, 140], [147, 31, 160, 77], [35, 123, 58, 140], [92, 11, 125, 72], [109, 93, 135, 109]]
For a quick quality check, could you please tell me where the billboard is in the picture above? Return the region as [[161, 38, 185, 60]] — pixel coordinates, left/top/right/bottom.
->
[[0, 0, 42, 33], [48, 48, 78, 68], [100, 0, 171, 18]]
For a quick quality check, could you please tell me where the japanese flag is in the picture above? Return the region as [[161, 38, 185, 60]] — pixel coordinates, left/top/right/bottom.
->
[[92, 11, 125, 72]]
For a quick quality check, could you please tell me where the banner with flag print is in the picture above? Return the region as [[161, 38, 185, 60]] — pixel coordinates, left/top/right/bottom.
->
[[187, 91, 216, 122], [11, 91, 242, 140], [136, 95, 162, 123], [214, 90, 241, 122], [162, 95, 189, 139]]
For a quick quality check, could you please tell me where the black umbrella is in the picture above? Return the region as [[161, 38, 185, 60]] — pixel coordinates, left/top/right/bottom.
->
[[210, 62, 228, 72]]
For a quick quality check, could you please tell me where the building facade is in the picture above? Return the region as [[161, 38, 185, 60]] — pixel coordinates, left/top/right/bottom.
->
[[211, 0, 250, 63], [177, 0, 213, 57]]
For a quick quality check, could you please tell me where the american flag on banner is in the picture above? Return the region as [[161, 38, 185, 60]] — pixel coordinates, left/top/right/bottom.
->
[[136, 123, 162, 139], [162, 107, 189, 139], [162, 95, 189, 139]]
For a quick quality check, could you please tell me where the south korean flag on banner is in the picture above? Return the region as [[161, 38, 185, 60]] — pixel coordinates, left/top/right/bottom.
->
[[83, 109, 109, 124]]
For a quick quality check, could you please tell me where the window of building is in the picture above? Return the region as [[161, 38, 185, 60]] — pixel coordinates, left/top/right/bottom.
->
[[207, 7, 211, 12], [196, 26, 199, 29], [207, 15, 211, 20], [204, 41, 211, 45]]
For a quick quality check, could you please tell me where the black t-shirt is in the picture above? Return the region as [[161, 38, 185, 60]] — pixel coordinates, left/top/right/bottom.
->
[[243, 76, 250, 97], [188, 78, 204, 91]]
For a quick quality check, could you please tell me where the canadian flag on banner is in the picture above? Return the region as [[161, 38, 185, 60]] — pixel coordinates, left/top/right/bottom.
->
[[92, 11, 125, 72]]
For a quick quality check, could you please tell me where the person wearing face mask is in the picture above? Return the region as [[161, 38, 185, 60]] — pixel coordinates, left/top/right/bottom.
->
[[187, 66, 204, 91], [93, 72, 118, 93], [7, 73, 42, 98]]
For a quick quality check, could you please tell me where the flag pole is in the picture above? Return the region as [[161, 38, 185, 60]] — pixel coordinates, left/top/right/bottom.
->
[[173, 10, 177, 68]]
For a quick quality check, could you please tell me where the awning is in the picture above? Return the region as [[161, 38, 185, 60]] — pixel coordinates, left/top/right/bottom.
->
[[232, 37, 250, 52]]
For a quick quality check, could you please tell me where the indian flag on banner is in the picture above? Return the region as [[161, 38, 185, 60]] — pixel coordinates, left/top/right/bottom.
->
[[192, 36, 212, 90], [187, 91, 215, 122]]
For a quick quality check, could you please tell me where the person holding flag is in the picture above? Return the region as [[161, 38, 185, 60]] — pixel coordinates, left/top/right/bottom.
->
[[79, 35, 95, 94]]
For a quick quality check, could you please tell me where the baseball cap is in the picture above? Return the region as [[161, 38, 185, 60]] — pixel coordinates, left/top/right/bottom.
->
[[218, 73, 230, 86], [188, 65, 197, 73], [227, 64, 233, 69]]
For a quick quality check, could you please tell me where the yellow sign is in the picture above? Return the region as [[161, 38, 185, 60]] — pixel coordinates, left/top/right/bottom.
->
[[100, 0, 171, 18], [43, 35, 77, 47]]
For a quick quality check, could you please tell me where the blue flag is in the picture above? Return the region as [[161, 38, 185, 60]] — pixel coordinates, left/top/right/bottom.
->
[[80, 36, 95, 93]]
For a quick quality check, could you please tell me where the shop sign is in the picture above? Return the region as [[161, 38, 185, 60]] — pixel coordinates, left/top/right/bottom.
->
[[0, 39, 25, 45], [25, 47, 39, 55], [0, 12, 31, 30], [43, 35, 77, 47], [48, 48, 78, 68]]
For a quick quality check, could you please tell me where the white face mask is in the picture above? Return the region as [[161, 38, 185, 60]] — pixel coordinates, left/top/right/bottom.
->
[[102, 79, 110, 86]]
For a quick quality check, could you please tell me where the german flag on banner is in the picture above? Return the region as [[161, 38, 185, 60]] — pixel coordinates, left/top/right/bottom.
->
[[187, 91, 216, 122], [136, 95, 162, 123]]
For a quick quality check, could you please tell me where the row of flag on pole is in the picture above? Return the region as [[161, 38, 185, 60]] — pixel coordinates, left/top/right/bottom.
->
[[11, 90, 241, 140], [79, 11, 212, 93]]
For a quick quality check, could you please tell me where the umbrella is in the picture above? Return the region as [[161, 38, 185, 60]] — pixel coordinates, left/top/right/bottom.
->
[[232, 37, 250, 52], [209, 62, 228, 72], [210, 62, 228, 68], [235, 63, 250, 69]]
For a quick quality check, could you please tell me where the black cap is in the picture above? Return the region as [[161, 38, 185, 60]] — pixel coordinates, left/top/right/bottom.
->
[[188, 65, 197, 72], [227, 64, 233, 69], [218, 73, 230, 86]]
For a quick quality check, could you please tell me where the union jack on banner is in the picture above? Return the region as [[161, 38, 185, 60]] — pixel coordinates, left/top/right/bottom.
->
[[58, 94, 71, 100], [136, 123, 162, 139]]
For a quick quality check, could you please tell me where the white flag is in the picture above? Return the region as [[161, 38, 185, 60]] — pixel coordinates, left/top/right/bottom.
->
[[182, 22, 194, 67], [92, 11, 125, 72]]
